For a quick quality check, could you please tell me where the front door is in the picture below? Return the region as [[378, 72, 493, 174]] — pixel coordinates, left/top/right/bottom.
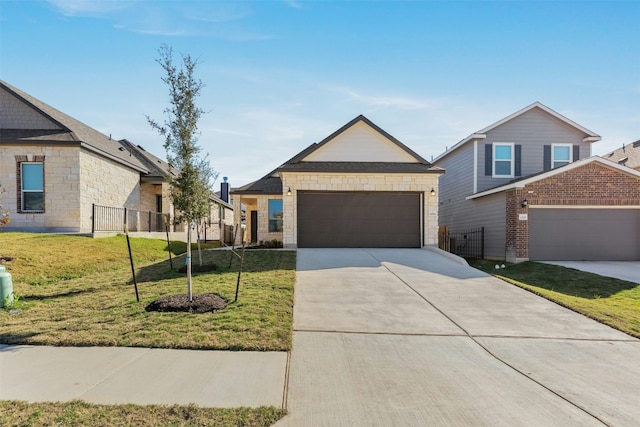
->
[[250, 210, 258, 243]]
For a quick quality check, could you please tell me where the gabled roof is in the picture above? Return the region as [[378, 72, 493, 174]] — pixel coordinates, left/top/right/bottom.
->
[[119, 139, 176, 182], [467, 156, 640, 200], [602, 140, 640, 170], [280, 115, 442, 174], [278, 162, 442, 173], [433, 102, 601, 163], [210, 193, 233, 210], [231, 115, 443, 195], [231, 174, 283, 195], [0, 80, 148, 173], [290, 114, 431, 164]]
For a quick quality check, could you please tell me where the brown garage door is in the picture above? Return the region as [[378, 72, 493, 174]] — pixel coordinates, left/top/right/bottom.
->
[[297, 192, 421, 248], [529, 208, 640, 261]]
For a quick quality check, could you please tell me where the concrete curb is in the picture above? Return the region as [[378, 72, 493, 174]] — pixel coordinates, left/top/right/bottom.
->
[[423, 245, 469, 266]]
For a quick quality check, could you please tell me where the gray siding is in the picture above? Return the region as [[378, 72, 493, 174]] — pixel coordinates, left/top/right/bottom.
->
[[476, 108, 592, 193], [437, 142, 506, 259], [470, 193, 507, 259], [441, 192, 506, 259], [437, 142, 474, 227]]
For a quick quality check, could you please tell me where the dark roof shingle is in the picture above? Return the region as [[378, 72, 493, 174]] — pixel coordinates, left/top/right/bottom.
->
[[602, 140, 640, 170], [0, 80, 149, 173]]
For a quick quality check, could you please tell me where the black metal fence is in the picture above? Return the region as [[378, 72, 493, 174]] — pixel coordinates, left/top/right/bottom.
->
[[92, 204, 164, 233], [438, 226, 484, 259]]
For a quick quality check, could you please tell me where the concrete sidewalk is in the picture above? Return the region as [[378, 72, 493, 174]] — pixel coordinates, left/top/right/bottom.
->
[[540, 260, 640, 283], [0, 345, 287, 408]]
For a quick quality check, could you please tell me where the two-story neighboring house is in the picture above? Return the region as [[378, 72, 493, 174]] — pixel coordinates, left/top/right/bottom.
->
[[433, 102, 640, 262]]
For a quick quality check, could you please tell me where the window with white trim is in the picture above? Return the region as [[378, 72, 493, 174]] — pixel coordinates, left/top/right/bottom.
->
[[493, 143, 514, 178], [21, 162, 44, 212], [552, 144, 572, 168]]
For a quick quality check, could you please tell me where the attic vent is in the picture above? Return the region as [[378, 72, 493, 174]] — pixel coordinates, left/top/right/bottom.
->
[[118, 147, 125, 151], [618, 157, 628, 165]]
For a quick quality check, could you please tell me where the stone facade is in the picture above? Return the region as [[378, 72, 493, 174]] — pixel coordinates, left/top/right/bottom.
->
[[1, 144, 148, 233], [79, 150, 142, 232], [1, 145, 82, 231], [231, 194, 282, 245], [280, 172, 440, 248]]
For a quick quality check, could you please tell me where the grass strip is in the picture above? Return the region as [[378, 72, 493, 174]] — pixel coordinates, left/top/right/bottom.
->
[[0, 401, 285, 427]]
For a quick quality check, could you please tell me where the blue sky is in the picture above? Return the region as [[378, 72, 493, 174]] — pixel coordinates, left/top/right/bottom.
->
[[1, 0, 639, 187]]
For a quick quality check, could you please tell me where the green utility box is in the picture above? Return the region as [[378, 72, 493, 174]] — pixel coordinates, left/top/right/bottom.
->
[[0, 265, 13, 308]]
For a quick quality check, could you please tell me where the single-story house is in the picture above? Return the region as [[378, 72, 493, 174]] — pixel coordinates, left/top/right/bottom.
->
[[231, 115, 443, 248], [0, 80, 231, 240]]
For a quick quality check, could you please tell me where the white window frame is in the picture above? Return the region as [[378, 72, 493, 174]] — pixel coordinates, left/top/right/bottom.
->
[[21, 161, 44, 212], [552, 143, 573, 169], [493, 142, 514, 178]]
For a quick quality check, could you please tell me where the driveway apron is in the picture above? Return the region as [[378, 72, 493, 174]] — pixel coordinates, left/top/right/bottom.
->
[[276, 248, 640, 427]]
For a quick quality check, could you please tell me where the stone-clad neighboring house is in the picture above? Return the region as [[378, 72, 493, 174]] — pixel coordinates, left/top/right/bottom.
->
[[602, 139, 640, 171], [232, 115, 443, 248], [433, 102, 640, 262], [0, 80, 232, 239]]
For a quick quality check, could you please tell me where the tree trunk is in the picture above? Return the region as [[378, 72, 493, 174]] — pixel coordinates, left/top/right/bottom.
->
[[197, 222, 203, 266], [187, 224, 193, 302]]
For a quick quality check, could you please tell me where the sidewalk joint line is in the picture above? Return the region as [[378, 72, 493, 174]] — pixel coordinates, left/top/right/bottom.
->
[[78, 348, 152, 399], [281, 351, 291, 410]]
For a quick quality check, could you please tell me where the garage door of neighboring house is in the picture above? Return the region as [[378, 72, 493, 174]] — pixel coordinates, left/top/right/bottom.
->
[[529, 208, 640, 261], [297, 192, 422, 248]]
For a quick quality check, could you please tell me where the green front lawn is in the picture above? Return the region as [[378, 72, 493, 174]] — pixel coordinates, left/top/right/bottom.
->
[[0, 233, 296, 351], [0, 233, 293, 426], [469, 260, 640, 338]]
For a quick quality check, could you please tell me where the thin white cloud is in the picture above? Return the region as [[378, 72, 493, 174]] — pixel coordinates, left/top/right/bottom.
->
[[47, 0, 134, 17], [328, 85, 437, 111], [46, 0, 273, 39], [283, 0, 303, 9]]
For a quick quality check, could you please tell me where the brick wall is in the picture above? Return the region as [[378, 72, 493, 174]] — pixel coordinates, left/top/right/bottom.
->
[[505, 188, 529, 262], [523, 162, 640, 206], [505, 161, 640, 262]]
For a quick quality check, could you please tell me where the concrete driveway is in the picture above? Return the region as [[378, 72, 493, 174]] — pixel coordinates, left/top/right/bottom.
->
[[276, 248, 640, 427], [540, 261, 640, 284]]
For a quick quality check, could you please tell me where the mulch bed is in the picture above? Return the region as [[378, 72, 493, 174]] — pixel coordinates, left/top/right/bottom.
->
[[145, 293, 227, 314]]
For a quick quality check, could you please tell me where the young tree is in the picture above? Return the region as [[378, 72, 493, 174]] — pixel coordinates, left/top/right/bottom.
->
[[147, 45, 217, 302]]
